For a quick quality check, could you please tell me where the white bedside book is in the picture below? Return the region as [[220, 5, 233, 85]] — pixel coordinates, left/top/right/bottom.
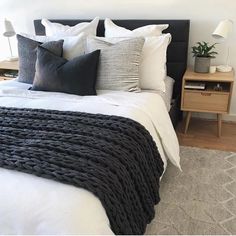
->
[[185, 82, 206, 90]]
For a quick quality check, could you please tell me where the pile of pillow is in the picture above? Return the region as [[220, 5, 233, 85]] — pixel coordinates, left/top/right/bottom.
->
[[17, 17, 171, 96]]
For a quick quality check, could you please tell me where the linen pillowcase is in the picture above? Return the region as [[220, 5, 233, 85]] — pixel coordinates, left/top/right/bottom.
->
[[17, 34, 63, 84], [86, 37, 145, 92], [105, 18, 169, 38], [21, 33, 86, 60], [42, 17, 99, 36], [32, 46, 100, 96]]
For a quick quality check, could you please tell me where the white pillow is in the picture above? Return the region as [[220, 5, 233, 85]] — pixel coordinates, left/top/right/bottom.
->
[[140, 34, 171, 91], [101, 34, 171, 92], [21, 33, 86, 60], [41, 17, 99, 36], [105, 18, 169, 38], [104, 19, 171, 92]]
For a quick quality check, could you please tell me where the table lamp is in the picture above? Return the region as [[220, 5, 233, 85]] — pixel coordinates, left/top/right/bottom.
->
[[2, 19, 18, 61], [212, 19, 233, 72]]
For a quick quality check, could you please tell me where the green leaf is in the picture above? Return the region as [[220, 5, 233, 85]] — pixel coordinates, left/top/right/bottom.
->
[[191, 41, 218, 58]]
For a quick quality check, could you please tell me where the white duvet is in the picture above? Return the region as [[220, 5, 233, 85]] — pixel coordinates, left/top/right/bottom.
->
[[0, 80, 180, 234]]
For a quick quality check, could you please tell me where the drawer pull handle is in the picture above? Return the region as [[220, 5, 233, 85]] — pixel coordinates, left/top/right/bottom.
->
[[201, 93, 211, 96]]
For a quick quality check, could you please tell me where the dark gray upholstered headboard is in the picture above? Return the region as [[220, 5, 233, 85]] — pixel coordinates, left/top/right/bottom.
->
[[34, 19, 190, 100]]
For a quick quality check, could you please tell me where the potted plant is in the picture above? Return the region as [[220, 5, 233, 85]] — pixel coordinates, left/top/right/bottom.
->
[[192, 41, 218, 73]]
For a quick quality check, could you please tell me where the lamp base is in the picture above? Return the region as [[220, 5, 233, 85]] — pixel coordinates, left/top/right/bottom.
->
[[5, 57, 18, 62], [216, 65, 232, 73]]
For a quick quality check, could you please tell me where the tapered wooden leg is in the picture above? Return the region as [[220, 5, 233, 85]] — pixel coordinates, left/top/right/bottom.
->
[[184, 111, 192, 134], [217, 113, 222, 137]]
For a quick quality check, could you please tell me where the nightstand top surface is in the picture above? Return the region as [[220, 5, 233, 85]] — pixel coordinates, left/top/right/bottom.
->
[[0, 60, 19, 70], [184, 68, 234, 82]]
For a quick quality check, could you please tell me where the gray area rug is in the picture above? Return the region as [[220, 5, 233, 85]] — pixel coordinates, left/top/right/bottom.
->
[[145, 146, 236, 235]]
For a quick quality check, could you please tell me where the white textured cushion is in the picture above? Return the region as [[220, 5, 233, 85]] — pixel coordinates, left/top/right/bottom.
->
[[87, 36, 145, 92], [105, 19, 170, 92], [164, 76, 175, 106], [144, 76, 175, 111], [105, 18, 168, 38], [21, 33, 86, 60], [41, 17, 99, 36]]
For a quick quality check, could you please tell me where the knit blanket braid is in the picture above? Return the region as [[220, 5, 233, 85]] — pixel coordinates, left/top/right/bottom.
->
[[0, 106, 164, 234]]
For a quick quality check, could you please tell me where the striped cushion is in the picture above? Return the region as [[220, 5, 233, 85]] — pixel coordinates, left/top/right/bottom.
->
[[87, 37, 144, 92]]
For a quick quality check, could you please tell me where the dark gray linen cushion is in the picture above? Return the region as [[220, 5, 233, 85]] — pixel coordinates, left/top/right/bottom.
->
[[87, 37, 145, 92], [32, 46, 100, 96], [17, 34, 63, 84]]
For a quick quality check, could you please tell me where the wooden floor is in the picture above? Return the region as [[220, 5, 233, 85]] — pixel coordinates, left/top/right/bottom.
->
[[177, 118, 236, 152]]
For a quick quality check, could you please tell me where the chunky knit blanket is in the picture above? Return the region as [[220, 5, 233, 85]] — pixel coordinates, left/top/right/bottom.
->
[[0, 106, 164, 234]]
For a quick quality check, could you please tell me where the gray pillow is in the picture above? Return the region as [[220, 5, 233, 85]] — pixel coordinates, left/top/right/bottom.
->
[[87, 37, 145, 92], [17, 34, 63, 84], [32, 46, 100, 96]]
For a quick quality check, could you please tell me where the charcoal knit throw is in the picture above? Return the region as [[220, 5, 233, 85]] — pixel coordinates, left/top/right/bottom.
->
[[0, 106, 164, 234]]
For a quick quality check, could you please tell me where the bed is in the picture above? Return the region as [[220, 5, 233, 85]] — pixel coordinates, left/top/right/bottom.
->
[[34, 19, 190, 127], [0, 19, 189, 234]]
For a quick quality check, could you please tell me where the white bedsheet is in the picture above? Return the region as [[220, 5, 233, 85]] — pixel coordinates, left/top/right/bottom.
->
[[0, 80, 180, 234]]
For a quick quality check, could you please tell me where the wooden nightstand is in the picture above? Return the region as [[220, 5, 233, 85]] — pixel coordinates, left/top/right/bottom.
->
[[0, 60, 19, 81], [181, 68, 234, 137]]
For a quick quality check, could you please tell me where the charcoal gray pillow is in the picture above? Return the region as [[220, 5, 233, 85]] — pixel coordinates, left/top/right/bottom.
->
[[17, 34, 63, 84], [32, 46, 100, 96], [86, 37, 145, 92]]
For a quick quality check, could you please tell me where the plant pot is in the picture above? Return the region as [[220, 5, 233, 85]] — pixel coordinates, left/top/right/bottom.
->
[[194, 57, 211, 73]]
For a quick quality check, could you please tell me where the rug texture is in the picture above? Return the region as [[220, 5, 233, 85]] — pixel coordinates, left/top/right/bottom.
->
[[145, 146, 236, 235]]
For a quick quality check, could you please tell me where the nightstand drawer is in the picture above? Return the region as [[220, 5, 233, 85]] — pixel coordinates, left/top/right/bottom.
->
[[183, 91, 229, 112]]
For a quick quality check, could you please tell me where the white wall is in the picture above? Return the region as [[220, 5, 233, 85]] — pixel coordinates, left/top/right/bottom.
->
[[0, 0, 236, 120]]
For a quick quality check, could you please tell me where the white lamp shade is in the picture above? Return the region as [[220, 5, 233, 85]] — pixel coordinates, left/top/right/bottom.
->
[[212, 19, 233, 39], [3, 19, 15, 37]]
